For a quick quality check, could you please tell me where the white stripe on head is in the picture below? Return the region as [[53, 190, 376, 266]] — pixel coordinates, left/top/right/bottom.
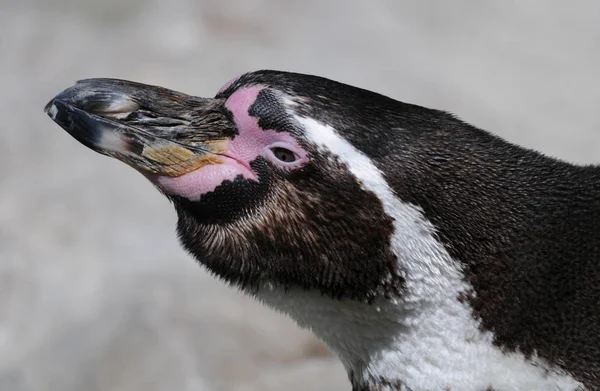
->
[[254, 114, 582, 391]]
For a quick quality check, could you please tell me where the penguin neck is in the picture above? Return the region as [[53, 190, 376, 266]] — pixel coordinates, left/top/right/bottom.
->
[[385, 127, 600, 389], [253, 280, 579, 391], [384, 122, 600, 274], [250, 117, 588, 390], [253, 283, 468, 391], [252, 281, 583, 391]]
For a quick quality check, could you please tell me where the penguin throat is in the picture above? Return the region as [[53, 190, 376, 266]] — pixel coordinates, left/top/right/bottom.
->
[[252, 283, 581, 391]]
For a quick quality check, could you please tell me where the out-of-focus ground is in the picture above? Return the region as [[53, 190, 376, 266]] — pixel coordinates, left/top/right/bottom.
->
[[1, 1, 599, 390]]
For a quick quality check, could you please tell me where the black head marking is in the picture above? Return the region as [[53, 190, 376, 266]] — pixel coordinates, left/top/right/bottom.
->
[[170, 158, 272, 225], [248, 88, 297, 132]]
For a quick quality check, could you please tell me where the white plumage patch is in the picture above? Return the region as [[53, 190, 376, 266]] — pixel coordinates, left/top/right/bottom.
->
[[254, 114, 582, 391]]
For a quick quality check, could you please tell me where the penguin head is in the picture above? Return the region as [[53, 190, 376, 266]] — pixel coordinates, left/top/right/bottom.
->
[[45, 70, 405, 301]]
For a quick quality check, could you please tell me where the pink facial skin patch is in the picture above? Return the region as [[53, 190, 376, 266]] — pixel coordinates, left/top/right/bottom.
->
[[224, 86, 308, 170], [146, 85, 308, 201], [146, 156, 254, 201]]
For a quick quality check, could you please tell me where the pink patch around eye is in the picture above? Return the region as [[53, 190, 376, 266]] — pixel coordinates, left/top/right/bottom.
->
[[145, 84, 307, 201], [224, 87, 308, 169]]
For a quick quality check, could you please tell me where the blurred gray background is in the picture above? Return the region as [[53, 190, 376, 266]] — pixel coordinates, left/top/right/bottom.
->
[[1, 1, 599, 390]]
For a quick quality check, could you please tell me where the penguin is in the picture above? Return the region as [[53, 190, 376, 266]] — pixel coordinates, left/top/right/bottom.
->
[[45, 70, 599, 391]]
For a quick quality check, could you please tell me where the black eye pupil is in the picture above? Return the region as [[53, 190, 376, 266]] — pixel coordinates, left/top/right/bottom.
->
[[272, 147, 296, 163]]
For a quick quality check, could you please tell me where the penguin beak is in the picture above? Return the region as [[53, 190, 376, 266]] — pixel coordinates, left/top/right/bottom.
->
[[44, 79, 234, 177]]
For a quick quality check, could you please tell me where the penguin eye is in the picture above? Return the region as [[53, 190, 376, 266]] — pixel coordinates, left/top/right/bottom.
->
[[271, 147, 298, 163]]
